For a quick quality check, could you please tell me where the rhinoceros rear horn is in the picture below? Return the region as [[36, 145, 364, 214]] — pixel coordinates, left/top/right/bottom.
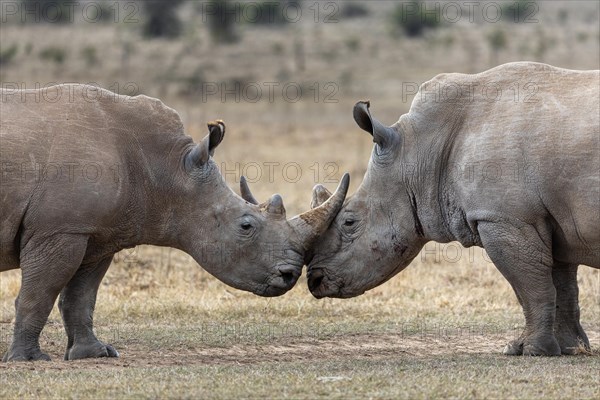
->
[[310, 184, 333, 209], [353, 101, 397, 150], [185, 120, 225, 170], [265, 194, 286, 218], [240, 176, 259, 205], [290, 173, 350, 248]]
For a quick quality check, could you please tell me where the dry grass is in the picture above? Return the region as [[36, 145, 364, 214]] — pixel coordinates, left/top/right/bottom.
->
[[1, 241, 598, 399], [1, 1, 600, 399], [1, 354, 600, 399]]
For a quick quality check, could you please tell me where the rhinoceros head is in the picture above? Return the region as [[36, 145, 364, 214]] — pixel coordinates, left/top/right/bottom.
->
[[306, 101, 426, 298], [176, 121, 349, 297]]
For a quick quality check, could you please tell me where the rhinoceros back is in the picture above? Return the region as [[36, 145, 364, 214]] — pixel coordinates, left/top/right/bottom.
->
[[0, 84, 186, 271]]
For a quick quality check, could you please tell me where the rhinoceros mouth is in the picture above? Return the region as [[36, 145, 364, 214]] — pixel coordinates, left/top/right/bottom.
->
[[307, 269, 325, 294], [308, 268, 367, 299], [307, 268, 343, 298], [259, 263, 302, 297]]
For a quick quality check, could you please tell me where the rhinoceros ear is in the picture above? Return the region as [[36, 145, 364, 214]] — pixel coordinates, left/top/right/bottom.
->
[[353, 101, 397, 150], [185, 120, 225, 170], [310, 184, 332, 209]]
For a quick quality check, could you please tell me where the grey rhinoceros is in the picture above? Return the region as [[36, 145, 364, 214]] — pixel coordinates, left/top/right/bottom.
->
[[307, 62, 599, 356], [0, 84, 349, 361]]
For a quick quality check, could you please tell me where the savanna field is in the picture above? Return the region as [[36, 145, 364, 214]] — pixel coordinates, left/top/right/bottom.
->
[[1, 1, 599, 398]]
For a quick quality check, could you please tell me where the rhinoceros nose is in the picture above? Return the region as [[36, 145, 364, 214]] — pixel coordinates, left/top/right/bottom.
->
[[277, 264, 300, 286], [307, 269, 325, 293]]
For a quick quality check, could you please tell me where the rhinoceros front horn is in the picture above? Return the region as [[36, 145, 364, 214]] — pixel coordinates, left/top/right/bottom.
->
[[290, 173, 350, 248]]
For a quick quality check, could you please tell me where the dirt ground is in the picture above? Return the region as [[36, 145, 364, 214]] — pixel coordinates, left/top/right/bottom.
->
[[1, 329, 598, 371]]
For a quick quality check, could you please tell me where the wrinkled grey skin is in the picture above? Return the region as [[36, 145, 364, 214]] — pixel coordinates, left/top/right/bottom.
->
[[0, 84, 348, 361], [308, 62, 599, 356]]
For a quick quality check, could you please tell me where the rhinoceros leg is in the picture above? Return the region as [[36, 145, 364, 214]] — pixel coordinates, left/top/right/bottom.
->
[[59, 255, 119, 360], [478, 221, 561, 356], [552, 262, 590, 354], [2, 234, 88, 362]]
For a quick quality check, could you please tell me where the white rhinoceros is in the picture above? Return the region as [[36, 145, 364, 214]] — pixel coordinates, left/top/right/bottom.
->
[[308, 62, 599, 356], [0, 84, 349, 361]]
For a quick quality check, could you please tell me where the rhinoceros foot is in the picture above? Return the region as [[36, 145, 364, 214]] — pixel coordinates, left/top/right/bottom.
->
[[503, 339, 523, 356], [556, 330, 591, 355], [553, 304, 591, 354], [522, 335, 561, 356], [2, 347, 51, 362], [504, 334, 561, 356], [66, 341, 119, 360]]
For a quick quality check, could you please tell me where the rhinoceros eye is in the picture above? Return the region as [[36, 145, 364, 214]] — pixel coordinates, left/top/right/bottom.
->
[[343, 219, 356, 227], [237, 215, 259, 238]]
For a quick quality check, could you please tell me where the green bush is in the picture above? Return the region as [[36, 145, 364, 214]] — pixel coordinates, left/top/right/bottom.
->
[[205, 0, 239, 44], [341, 3, 370, 18], [345, 37, 361, 52], [502, 0, 537, 23], [576, 32, 589, 43], [178, 67, 207, 98], [21, 0, 74, 24], [39, 46, 66, 64], [243, 1, 290, 26], [142, 0, 184, 39], [486, 28, 507, 65], [487, 29, 507, 51], [534, 28, 549, 61], [81, 46, 98, 67], [0, 44, 18, 65], [391, 1, 440, 38], [272, 42, 284, 55]]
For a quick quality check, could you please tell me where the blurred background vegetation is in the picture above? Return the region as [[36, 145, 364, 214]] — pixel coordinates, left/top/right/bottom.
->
[[1, 1, 598, 114]]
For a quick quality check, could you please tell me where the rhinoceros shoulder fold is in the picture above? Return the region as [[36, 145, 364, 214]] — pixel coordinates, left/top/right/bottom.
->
[[83, 85, 186, 139]]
